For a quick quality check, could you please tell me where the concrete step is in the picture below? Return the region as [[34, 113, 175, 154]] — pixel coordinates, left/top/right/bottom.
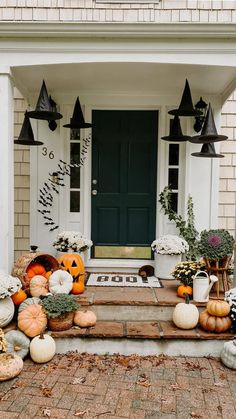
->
[[50, 320, 233, 357]]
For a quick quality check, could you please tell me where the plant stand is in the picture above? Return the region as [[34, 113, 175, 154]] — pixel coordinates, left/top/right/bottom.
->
[[204, 256, 231, 298]]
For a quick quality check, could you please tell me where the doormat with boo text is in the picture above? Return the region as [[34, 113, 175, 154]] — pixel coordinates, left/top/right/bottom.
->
[[86, 273, 162, 288]]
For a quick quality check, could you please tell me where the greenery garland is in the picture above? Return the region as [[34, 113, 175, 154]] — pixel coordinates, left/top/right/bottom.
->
[[158, 186, 199, 260]]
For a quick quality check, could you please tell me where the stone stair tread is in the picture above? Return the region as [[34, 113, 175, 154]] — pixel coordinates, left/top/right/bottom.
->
[[49, 320, 233, 340]]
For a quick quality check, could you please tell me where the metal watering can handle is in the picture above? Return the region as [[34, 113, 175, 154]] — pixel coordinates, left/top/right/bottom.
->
[[194, 270, 209, 279]]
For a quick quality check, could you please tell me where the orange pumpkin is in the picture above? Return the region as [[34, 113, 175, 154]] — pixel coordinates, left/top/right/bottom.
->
[[26, 263, 46, 281], [207, 300, 230, 317], [11, 289, 27, 305], [199, 310, 232, 333], [18, 304, 47, 338], [71, 281, 85, 295], [58, 253, 85, 282], [177, 285, 193, 298]]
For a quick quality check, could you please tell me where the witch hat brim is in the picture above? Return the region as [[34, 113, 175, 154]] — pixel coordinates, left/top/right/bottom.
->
[[169, 79, 202, 117], [190, 103, 228, 144], [14, 112, 44, 146], [27, 81, 62, 121], [191, 142, 224, 158], [161, 115, 191, 142], [63, 97, 92, 129]]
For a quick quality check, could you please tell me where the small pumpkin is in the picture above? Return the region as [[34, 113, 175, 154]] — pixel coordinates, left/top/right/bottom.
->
[[221, 339, 236, 370], [0, 353, 23, 381], [18, 304, 47, 338], [207, 300, 230, 317], [177, 285, 193, 299], [18, 297, 41, 313], [74, 310, 97, 328], [49, 270, 73, 294], [26, 263, 46, 281], [30, 332, 56, 363], [0, 297, 15, 328], [45, 271, 52, 280], [11, 289, 27, 306], [172, 294, 199, 330], [199, 310, 232, 333], [30, 275, 49, 297], [71, 281, 85, 295], [5, 330, 30, 359], [58, 253, 85, 281]]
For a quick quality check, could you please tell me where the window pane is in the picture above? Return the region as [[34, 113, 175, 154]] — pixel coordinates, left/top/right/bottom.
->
[[70, 143, 80, 164], [70, 129, 80, 140], [169, 144, 179, 165], [70, 167, 80, 188], [70, 191, 80, 212], [170, 192, 178, 213], [168, 168, 178, 190]]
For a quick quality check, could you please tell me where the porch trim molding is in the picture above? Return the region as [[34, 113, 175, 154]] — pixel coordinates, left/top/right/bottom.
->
[[0, 22, 236, 40]]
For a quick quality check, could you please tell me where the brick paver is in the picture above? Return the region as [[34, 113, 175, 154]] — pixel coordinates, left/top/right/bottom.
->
[[0, 353, 236, 419]]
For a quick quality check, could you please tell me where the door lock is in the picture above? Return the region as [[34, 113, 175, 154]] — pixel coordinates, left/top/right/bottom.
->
[[92, 179, 97, 185], [92, 190, 98, 195]]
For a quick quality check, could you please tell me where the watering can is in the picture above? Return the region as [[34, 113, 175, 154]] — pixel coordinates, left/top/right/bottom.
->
[[193, 271, 218, 302]]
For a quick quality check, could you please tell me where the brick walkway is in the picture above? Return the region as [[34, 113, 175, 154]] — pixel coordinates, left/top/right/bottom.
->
[[0, 353, 236, 419]]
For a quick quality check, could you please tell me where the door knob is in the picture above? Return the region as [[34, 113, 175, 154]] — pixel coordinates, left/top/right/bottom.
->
[[92, 190, 97, 195]]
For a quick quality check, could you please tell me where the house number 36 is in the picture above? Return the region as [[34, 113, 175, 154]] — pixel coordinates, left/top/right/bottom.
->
[[42, 147, 54, 159]]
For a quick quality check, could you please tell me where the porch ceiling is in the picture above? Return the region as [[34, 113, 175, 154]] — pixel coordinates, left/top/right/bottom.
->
[[12, 62, 236, 101]]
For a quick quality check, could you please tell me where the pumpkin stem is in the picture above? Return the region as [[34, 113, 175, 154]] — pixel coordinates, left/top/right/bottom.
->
[[14, 345, 21, 352], [39, 329, 46, 339], [184, 293, 190, 304]]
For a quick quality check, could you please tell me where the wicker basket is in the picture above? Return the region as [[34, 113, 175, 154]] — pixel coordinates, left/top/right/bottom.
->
[[48, 312, 74, 331], [12, 248, 59, 291]]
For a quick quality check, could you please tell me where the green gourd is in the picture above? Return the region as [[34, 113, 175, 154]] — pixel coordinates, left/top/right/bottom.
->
[[5, 330, 30, 359]]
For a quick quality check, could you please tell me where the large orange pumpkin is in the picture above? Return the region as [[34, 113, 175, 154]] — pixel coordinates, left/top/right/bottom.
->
[[11, 289, 27, 305], [18, 304, 47, 338], [58, 253, 85, 282], [26, 263, 46, 281], [177, 285, 193, 298], [199, 310, 232, 333]]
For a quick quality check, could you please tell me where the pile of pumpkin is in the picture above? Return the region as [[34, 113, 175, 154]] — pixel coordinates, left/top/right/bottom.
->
[[172, 295, 232, 333]]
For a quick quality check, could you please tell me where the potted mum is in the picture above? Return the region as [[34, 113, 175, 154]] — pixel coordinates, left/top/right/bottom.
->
[[172, 260, 206, 298], [53, 231, 93, 254], [151, 235, 189, 279]]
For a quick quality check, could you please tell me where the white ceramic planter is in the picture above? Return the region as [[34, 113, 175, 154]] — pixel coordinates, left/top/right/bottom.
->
[[154, 254, 181, 279]]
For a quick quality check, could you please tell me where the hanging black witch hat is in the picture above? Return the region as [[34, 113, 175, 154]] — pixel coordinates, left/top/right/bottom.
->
[[169, 79, 202, 117], [161, 115, 191, 142], [14, 112, 44, 146], [191, 142, 224, 158], [63, 97, 92, 129], [190, 103, 228, 144], [28, 81, 62, 121]]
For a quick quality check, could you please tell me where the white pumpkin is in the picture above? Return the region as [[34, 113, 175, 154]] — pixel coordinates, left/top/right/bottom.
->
[[173, 295, 199, 330], [30, 333, 56, 363], [0, 353, 23, 381], [5, 330, 30, 359], [0, 297, 15, 327], [221, 340, 236, 370], [49, 270, 73, 294], [74, 310, 97, 328]]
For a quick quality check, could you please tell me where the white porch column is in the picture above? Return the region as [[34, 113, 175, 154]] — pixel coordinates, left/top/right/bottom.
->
[[0, 70, 14, 272]]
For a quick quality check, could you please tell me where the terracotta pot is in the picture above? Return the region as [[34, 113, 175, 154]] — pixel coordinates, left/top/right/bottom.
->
[[48, 312, 74, 331]]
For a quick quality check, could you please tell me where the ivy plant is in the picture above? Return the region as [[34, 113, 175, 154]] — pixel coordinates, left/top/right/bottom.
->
[[158, 186, 199, 260]]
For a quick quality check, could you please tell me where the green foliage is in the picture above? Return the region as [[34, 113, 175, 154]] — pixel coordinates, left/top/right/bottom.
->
[[198, 229, 235, 260], [42, 294, 80, 319], [158, 186, 199, 260]]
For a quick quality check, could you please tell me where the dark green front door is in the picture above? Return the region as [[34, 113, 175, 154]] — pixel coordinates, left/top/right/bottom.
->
[[91, 110, 158, 259]]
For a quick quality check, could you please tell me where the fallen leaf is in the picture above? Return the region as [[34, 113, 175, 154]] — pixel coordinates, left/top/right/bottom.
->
[[190, 412, 202, 418], [136, 378, 151, 387], [0, 392, 11, 401], [42, 408, 51, 417], [40, 386, 52, 397], [214, 382, 225, 387], [169, 383, 181, 391], [72, 377, 86, 384], [74, 409, 89, 417]]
